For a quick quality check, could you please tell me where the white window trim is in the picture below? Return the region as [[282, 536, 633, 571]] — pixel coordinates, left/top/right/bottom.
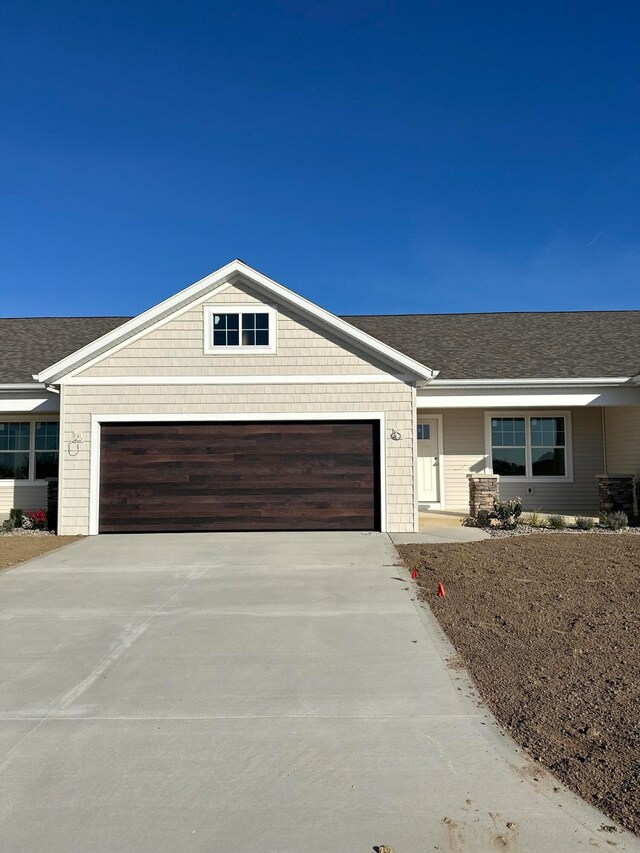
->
[[203, 304, 277, 355], [483, 410, 574, 483], [0, 415, 60, 486]]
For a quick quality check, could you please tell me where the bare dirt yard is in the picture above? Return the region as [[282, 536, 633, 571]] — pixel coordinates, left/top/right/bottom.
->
[[0, 535, 82, 571], [397, 534, 640, 836]]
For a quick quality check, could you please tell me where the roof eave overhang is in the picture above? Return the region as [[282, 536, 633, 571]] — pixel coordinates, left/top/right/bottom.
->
[[0, 382, 47, 391], [35, 260, 437, 384], [423, 377, 634, 390]]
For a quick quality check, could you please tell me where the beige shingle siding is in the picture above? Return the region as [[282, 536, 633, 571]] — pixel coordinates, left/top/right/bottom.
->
[[419, 407, 603, 515], [79, 282, 391, 378], [59, 382, 415, 535], [605, 406, 640, 477]]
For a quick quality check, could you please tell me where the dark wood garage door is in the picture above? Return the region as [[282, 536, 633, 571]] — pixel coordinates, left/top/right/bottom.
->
[[99, 420, 380, 533]]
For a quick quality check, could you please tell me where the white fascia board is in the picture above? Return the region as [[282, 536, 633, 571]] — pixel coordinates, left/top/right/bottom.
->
[[428, 377, 632, 388], [417, 386, 640, 408], [0, 383, 47, 391], [36, 259, 436, 384]]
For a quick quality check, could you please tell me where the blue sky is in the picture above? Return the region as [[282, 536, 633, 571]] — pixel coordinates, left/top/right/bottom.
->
[[2, 0, 639, 317]]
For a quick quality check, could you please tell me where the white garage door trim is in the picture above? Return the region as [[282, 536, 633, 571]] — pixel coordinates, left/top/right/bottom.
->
[[88, 412, 387, 535]]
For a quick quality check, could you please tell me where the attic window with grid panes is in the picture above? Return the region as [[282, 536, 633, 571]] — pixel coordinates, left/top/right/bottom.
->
[[204, 305, 276, 354]]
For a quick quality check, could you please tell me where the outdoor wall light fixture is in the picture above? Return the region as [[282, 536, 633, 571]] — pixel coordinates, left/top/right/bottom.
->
[[390, 429, 402, 441], [67, 434, 83, 457]]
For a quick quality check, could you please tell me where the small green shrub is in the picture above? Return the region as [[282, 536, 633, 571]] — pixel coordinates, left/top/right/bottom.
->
[[599, 510, 628, 531], [493, 497, 523, 529], [525, 510, 545, 528], [547, 514, 567, 529], [9, 508, 24, 527], [1, 517, 16, 533], [575, 516, 596, 530]]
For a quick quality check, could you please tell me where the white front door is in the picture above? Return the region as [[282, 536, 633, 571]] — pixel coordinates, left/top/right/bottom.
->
[[417, 418, 440, 503]]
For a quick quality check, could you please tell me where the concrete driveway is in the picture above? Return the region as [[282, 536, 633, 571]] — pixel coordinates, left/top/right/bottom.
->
[[0, 533, 637, 853]]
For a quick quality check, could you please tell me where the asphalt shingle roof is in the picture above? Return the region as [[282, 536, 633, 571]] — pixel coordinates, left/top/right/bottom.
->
[[344, 311, 640, 380], [0, 317, 130, 384], [1, 311, 639, 384]]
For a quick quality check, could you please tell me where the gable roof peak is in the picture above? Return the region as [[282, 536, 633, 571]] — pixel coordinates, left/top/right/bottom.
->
[[34, 260, 436, 384]]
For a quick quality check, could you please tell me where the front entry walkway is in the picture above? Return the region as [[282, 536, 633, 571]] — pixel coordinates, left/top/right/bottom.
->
[[0, 533, 637, 852]]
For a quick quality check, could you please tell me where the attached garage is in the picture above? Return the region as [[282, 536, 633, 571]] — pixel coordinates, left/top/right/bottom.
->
[[98, 420, 381, 533]]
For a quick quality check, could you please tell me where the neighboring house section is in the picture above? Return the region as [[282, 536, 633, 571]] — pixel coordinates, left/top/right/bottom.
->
[[1, 260, 639, 532]]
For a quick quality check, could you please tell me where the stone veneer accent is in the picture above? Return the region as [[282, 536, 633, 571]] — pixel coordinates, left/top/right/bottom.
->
[[467, 474, 499, 517], [596, 474, 638, 521]]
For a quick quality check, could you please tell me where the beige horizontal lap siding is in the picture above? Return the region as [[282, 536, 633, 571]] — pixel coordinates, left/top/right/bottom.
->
[[605, 406, 640, 476], [420, 407, 603, 515], [59, 382, 415, 535], [79, 281, 391, 378], [438, 409, 486, 512], [0, 483, 48, 515]]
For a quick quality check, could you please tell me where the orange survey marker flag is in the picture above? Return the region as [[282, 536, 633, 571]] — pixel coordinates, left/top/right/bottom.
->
[[437, 582, 446, 597]]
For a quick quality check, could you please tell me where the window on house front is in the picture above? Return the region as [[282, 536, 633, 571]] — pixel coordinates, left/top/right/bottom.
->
[[530, 417, 566, 476], [0, 422, 30, 479], [490, 414, 569, 479], [205, 306, 275, 353], [35, 421, 60, 479], [0, 421, 59, 480], [212, 312, 240, 347], [491, 417, 526, 476], [238, 312, 270, 347]]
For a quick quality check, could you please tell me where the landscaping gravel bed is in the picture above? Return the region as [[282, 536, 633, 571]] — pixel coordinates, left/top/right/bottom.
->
[[488, 523, 640, 539], [397, 534, 640, 836]]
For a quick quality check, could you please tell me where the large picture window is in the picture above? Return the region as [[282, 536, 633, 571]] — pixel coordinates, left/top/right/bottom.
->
[[0, 420, 59, 481], [488, 413, 571, 480], [204, 305, 276, 354]]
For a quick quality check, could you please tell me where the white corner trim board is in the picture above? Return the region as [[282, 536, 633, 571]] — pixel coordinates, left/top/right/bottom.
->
[[63, 373, 411, 386], [87, 412, 387, 536], [36, 260, 437, 383]]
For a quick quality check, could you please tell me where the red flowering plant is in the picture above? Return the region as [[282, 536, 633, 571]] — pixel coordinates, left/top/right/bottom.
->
[[24, 509, 47, 530]]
